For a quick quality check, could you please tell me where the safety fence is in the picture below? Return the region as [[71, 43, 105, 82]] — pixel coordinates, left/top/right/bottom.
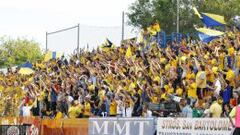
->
[[157, 31, 198, 48], [0, 117, 234, 135]]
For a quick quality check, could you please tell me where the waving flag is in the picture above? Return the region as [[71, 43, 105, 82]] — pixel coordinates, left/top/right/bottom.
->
[[193, 7, 226, 27], [20, 61, 33, 68], [101, 38, 115, 52], [19, 61, 35, 75], [102, 38, 113, 48], [44, 51, 62, 62], [125, 46, 132, 59], [196, 27, 224, 43], [201, 13, 226, 27]]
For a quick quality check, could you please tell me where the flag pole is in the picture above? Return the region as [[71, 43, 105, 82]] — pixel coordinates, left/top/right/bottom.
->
[[46, 32, 48, 52], [122, 11, 125, 41], [177, 0, 180, 33], [77, 23, 80, 54]]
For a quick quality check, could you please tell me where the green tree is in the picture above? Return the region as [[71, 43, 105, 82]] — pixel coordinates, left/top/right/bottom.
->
[[0, 37, 43, 68], [127, 0, 240, 34]]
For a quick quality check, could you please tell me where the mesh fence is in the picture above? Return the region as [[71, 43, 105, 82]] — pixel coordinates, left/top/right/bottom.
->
[[46, 24, 138, 55], [47, 25, 79, 55]]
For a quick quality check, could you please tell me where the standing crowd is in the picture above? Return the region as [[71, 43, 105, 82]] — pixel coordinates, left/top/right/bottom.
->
[[0, 27, 240, 120]]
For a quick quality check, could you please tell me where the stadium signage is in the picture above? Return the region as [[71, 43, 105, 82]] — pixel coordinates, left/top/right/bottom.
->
[[157, 118, 233, 135], [89, 118, 155, 135]]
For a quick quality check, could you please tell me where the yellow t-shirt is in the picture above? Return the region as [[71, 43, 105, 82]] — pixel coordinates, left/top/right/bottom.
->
[[206, 70, 215, 83], [55, 112, 63, 119], [228, 47, 235, 56], [84, 102, 91, 116], [164, 85, 174, 94], [38, 91, 46, 101], [109, 100, 117, 115], [226, 69, 235, 87], [98, 90, 106, 99], [196, 71, 206, 89], [209, 101, 222, 118], [176, 88, 183, 97], [151, 96, 158, 104], [186, 72, 195, 80], [219, 53, 225, 70], [171, 59, 178, 67], [188, 83, 197, 99], [68, 105, 82, 119]]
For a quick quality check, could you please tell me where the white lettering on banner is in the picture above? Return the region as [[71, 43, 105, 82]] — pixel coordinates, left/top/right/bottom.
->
[[157, 118, 233, 135], [134, 121, 150, 135], [93, 121, 109, 134], [89, 118, 155, 135], [113, 121, 130, 135]]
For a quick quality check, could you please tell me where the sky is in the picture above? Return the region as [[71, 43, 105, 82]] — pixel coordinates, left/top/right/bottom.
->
[[0, 0, 137, 53]]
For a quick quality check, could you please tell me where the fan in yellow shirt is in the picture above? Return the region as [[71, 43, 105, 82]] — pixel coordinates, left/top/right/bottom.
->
[[176, 86, 183, 97], [55, 108, 63, 119], [151, 93, 159, 104], [83, 101, 91, 118], [196, 70, 207, 89], [187, 78, 197, 99], [68, 100, 83, 119], [109, 99, 117, 116], [228, 46, 235, 56], [221, 66, 235, 87], [218, 51, 225, 70], [164, 83, 174, 94], [186, 69, 195, 81], [160, 88, 168, 100], [226, 68, 235, 87]]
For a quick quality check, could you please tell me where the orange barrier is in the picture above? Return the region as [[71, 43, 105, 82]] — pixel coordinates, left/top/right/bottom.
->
[[41, 118, 88, 135], [0, 117, 89, 135], [41, 119, 63, 135]]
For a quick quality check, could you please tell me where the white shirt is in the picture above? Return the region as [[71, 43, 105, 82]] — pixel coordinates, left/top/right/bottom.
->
[[22, 106, 32, 116], [214, 79, 221, 96], [203, 109, 211, 117], [116, 100, 125, 116], [125, 107, 133, 117], [146, 110, 152, 117], [67, 96, 74, 103]]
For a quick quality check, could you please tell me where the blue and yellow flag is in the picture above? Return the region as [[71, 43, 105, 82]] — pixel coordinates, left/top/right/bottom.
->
[[193, 7, 226, 27], [19, 61, 35, 75], [196, 27, 224, 43], [101, 38, 115, 52], [44, 51, 62, 62], [20, 61, 33, 68], [102, 38, 113, 48]]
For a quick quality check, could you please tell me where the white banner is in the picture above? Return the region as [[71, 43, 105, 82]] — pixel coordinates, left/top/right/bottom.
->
[[157, 118, 233, 135], [89, 117, 155, 135]]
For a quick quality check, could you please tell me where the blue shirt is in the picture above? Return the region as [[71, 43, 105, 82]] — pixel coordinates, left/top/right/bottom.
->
[[182, 105, 193, 118], [51, 88, 57, 102], [222, 86, 232, 104]]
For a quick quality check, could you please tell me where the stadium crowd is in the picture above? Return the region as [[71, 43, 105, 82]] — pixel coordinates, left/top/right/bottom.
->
[[0, 26, 240, 120]]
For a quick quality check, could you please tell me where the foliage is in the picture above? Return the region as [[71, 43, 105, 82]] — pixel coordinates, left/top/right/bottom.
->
[[0, 37, 43, 68], [127, 0, 240, 34]]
